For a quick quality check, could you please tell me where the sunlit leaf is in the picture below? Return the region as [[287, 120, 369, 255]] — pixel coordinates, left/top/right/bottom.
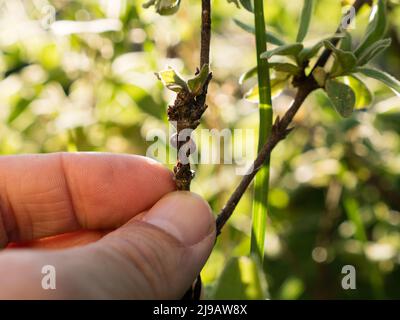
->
[[296, 0, 315, 43], [354, 0, 387, 58], [156, 67, 188, 92], [355, 67, 400, 96], [325, 79, 356, 117], [335, 76, 372, 110], [342, 75, 373, 109], [187, 64, 210, 95]]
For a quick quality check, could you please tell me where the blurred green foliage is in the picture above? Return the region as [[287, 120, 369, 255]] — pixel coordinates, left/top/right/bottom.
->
[[0, 0, 400, 299]]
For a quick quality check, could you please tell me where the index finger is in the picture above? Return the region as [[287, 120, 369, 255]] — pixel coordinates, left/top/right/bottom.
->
[[0, 153, 175, 246]]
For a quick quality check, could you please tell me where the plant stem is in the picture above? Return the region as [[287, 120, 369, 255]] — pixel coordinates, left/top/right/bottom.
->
[[200, 0, 211, 67], [217, 80, 317, 234], [216, 0, 370, 235], [172, 0, 212, 192], [250, 0, 273, 262], [181, 0, 212, 300]]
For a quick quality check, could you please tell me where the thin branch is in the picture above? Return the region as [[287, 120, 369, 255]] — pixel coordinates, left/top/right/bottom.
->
[[216, 79, 317, 234], [216, 0, 371, 235], [171, 0, 212, 191], [181, 0, 212, 301], [200, 0, 211, 67]]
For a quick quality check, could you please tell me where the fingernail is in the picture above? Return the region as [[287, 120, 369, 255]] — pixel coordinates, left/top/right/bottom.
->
[[142, 191, 215, 246]]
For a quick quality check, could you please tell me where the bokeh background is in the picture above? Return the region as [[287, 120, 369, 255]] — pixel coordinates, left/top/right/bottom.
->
[[0, 0, 399, 299]]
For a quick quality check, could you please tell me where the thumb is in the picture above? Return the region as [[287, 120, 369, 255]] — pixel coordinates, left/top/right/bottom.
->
[[0, 192, 216, 299], [101, 191, 216, 299]]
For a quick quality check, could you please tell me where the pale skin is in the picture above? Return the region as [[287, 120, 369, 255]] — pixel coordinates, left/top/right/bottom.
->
[[0, 153, 216, 299]]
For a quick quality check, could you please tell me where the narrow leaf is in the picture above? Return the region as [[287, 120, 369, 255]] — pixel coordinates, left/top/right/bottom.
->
[[260, 43, 304, 60], [269, 62, 301, 75], [296, 0, 314, 43], [356, 67, 400, 96], [355, 0, 387, 57], [233, 19, 286, 46], [357, 38, 391, 66], [325, 79, 356, 117]]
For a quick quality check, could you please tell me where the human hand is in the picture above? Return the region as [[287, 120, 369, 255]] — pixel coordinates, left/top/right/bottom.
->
[[0, 153, 215, 299]]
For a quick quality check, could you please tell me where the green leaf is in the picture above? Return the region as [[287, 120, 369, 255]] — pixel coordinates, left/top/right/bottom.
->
[[269, 62, 301, 75], [233, 19, 285, 46], [325, 79, 356, 117], [357, 38, 391, 66], [143, 0, 181, 15], [323, 40, 357, 76], [239, 66, 257, 85], [298, 34, 344, 64], [296, 0, 314, 43], [239, 0, 253, 12], [156, 67, 188, 92], [260, 43, 304, 60], [355, 0, 387, 57], [355, 67, 400, 96], [245, 77, 287, 102], [187, 64, 210, 95], [339, 31, 352, 52], [213, 256, 269, 299], [343, 75, 373, 109]]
